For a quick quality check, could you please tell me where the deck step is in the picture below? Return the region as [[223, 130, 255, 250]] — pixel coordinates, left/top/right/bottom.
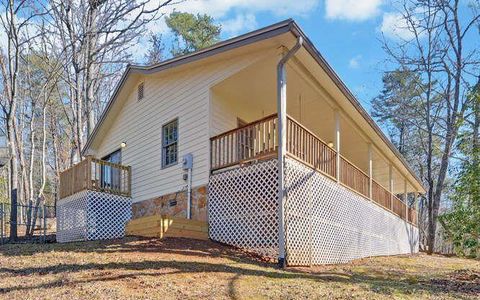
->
[[126, 215, 208, 240]]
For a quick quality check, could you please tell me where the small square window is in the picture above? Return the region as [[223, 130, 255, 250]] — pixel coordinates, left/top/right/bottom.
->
[[137, 82, 144, 101], [162, 119, 178, 167]]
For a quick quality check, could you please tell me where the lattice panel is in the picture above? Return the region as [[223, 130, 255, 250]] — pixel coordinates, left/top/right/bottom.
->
[[209, 159, 279, 259], [285, 158, 419, 265], [56, 191, 89, 243], [57, 190, 132, 243]]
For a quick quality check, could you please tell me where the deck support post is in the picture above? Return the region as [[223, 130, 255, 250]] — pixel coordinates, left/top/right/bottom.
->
[[334, 110, 341, 183], [277, 37, 303, 268], [367, 143, 373, 200], [389, 164, 393, 210]]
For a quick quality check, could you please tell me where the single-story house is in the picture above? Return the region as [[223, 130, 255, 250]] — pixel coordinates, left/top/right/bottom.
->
[[56, 19, 424, 266]]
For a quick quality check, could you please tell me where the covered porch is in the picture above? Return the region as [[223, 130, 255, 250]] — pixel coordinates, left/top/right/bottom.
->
[[209, 49, 421, 226]]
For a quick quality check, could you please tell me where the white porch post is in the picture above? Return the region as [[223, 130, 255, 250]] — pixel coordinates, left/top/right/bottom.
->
[[335, 110, 341, 182], [368, 143, 373, 200], [389, 164, 394, 210]]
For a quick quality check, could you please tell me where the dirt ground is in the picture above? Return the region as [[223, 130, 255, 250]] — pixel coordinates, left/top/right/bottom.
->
[[0, 237, 479, 300]]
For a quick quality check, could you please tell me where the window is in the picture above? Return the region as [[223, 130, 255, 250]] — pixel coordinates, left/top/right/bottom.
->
[[101, 149, 122, 190], [162, 119, 178, 167], [137, 82, 144, 101]]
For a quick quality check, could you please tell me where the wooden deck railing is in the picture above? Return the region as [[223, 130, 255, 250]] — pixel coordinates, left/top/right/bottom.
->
[[372, 179, 391, 208], [210, 114, 418, 226], [59, 157, 131, 199], [286, 116, 337, 179], [408, 207, 418, 225], [210, 114, 278, 171], [339, 155, 369, 197], [392, 195, 406, 220]]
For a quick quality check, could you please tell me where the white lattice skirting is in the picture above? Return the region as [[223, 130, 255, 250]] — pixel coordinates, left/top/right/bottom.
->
[[209, 159, 279, 259], [208, 158, 419, 266], [56, 190, 132, 243], [284, 158, 418, 265]]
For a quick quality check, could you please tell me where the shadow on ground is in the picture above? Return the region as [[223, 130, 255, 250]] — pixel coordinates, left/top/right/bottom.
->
[[0, 237, 479, 298]]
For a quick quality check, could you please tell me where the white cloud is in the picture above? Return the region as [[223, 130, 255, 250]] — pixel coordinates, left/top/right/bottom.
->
[[221, 13, 258, 37], [325, 0, 383, 21], [379, 12, 416, 40], [349, 55, 362, 69], [167, 0, 319, 19]]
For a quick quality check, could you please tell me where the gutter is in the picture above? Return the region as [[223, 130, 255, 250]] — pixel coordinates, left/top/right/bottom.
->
[[277, 36, 303, 268]]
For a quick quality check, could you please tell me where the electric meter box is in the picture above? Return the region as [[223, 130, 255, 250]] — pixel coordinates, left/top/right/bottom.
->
[[182, 153, 193, 170]]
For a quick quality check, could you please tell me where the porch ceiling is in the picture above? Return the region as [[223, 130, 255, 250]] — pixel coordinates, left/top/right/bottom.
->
[[211, 51, 419, 194]]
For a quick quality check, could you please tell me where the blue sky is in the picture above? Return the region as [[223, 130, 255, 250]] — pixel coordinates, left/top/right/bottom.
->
[[137, 0, 410, 111], [135, 0, 478, 113]]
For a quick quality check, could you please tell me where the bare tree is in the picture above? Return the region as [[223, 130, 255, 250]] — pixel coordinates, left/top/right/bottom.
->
[[49, 0, 172, 161], [0, 0, 47, 241], [379, 0, 480, 253]]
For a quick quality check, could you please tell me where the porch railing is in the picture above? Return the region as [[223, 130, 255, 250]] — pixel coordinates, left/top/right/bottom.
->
[[210, 114, 417, 226], [59, 157, 131, 199], [286, 116, 337, 179], [339, 156, 369, 197], [210, 114, 278, 171], [392, 195, 406, 220], [408, 207, 418, 224], [372, 179, 391, 208]]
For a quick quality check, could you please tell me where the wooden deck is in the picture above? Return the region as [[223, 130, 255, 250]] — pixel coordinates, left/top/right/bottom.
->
[[59, 156, 132, 199], [210, 114, 418, 226]]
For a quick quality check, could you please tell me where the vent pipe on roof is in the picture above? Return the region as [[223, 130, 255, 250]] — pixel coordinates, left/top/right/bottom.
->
[[277, 36, 303, 268]]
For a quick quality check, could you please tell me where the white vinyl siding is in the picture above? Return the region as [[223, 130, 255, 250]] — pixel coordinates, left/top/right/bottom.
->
[[94, 50, 268, 203], [210, 92, 238, 137]]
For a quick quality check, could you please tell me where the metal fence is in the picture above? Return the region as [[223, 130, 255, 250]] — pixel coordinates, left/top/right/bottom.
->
[[0, 203, 56, 244]]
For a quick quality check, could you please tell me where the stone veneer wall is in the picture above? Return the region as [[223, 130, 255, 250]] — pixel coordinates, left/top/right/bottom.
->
[[131, 185, 207, 222]]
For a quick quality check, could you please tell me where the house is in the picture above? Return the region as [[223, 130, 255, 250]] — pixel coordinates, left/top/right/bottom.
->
[[56, 19, 425, 266]]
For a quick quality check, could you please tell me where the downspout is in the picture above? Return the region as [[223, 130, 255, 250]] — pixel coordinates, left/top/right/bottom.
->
[[277, 36, 303, 268]]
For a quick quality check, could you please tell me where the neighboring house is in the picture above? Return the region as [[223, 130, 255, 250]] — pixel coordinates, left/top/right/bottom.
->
[[56, 19, 425, 266]]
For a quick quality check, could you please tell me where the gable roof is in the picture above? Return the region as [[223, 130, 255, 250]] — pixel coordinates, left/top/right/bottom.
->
[[83, 19, 426, 192]]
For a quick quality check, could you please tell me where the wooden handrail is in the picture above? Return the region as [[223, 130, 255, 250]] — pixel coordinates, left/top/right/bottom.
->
[[209, 113, 418, 226], [210, 113, 277, 141], [90, 157, 130, 170], [339, 155, 369, 197], [286, 115, 332, 147], [211, 114, 278, 171], [59, 158, 132, 199], [340, 154, 369, 178], [286, 116, 337, 179], [408, 207, 418, 225], [371, 179, 391, 209], [392, 194, 407, 219]]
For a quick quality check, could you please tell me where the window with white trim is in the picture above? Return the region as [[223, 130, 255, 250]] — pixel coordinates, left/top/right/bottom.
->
[[162, 119, 178, 167]]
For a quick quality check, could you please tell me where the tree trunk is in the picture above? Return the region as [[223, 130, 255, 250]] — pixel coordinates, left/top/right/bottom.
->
[[7, 119, 18, 242]]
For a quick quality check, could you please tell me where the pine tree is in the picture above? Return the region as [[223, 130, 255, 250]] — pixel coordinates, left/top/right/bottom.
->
[[165, 12, 221, 56]]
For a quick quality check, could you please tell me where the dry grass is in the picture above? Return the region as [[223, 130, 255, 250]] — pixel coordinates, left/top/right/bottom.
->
[[0, 237, 479, 300]]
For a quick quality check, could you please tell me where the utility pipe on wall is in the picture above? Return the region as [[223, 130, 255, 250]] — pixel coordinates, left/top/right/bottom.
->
[[277, 36, 303, 268]]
